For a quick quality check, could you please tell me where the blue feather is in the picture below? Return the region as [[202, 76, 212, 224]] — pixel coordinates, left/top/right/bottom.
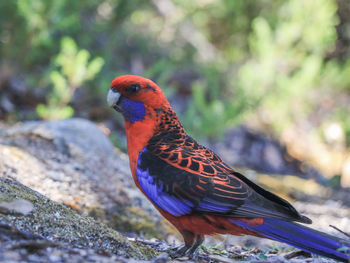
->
[[230, 218, 350, 262], [136, 147, 237, 216], [136, 149, 194, 216], [198, 201, 231, 212]]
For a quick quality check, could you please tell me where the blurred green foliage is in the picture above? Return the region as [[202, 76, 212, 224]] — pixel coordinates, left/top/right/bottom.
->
[[236, 0, 343, 131], [36, 37, 104, 120], [0, 0, 349, 142]]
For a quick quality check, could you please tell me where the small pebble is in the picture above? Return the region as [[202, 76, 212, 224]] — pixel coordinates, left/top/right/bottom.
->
[[0, 199, 34, 215]]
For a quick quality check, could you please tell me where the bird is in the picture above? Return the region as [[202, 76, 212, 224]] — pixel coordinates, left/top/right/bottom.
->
[[107, 74, 350, 262]]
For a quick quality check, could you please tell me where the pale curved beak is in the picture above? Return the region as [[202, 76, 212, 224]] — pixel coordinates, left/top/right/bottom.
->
[[107, 89, 121, 107]]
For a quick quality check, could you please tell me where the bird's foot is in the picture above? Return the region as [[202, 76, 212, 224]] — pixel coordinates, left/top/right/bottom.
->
[[168, 244, 199, 260]]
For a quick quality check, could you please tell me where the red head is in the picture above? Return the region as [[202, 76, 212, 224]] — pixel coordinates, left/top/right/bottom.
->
[[107, 75, 169, 124], [108, 75, 175, 179]]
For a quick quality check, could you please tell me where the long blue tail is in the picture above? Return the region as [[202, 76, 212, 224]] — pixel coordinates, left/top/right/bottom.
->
[[232, 218, 350, 262]]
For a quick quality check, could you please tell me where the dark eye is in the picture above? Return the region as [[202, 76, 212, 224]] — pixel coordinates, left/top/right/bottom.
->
[[129, 84, 141, 94], [111, 86, 118, 92]]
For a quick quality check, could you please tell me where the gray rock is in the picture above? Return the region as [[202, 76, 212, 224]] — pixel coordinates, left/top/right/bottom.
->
[[3, 118, 115, 156], [0, 118, 167, 237]]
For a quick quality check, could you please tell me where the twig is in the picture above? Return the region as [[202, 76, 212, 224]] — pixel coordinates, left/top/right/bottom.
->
[[285, 250, 311, 260], [330, 225, 350, 239]]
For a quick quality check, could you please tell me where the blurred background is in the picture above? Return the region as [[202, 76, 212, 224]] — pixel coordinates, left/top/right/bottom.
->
[[1, 0, 350, 190]]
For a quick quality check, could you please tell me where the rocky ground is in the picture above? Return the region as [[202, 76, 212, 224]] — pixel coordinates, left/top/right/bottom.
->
[[0, 118, 349, 262], [0, 178, 157, 263]]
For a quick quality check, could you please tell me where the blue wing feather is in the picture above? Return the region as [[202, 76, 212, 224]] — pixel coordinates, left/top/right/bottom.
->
[[137, 152, 194, 216], [136, 146, 309, 222], [137, 148, 232, 216]]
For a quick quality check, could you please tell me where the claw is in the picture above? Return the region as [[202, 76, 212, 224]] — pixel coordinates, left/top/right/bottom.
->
[[168, 245, 187, 258], [168, 237, 203, 261], [167, 242, 201, 259], [168, 233, 204, 260]]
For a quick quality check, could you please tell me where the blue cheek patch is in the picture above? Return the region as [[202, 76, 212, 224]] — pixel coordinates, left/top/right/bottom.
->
[[120, 97, 146, 123]]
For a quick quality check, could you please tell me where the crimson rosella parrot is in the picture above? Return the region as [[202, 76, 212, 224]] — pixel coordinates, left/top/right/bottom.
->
[[107, 75, 350, 262]]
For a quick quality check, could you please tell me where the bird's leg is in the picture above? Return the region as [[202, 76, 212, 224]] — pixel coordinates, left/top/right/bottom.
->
[[169, 230, 204, 259], [169, 230, 195, 257], [186, 235, 204, 260]]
